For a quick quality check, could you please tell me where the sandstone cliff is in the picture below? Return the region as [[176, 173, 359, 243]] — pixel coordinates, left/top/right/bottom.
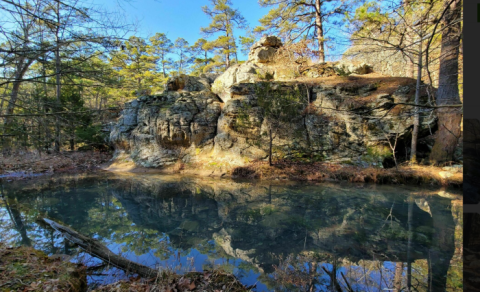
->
[[110, 36, 437, 169]]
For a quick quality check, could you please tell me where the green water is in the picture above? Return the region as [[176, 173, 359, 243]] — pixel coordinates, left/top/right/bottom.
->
[[0, 172, 462, 291]]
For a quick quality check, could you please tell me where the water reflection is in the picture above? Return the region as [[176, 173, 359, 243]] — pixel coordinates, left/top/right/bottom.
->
[[0, 173, 462, 291]]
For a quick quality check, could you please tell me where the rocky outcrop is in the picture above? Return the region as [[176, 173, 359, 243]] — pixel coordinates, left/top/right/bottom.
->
[[110, 76, 222, 167], [248, 35, 283, 63], [110, 36, 438, 169], [211, 36, 283, 103]]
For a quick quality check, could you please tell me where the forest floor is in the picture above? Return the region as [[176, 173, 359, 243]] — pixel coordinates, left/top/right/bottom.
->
[[0, 244, 250, 292], [0, 244, 87, 292], [229, 160, 463, 187], [0, 150, 112, 181]]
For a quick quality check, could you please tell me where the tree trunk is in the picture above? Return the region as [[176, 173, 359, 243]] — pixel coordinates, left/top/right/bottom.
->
[[43, 218, 159, 278], [411, 29, 423, 164], [162, 54, 167, 78], [54, 1, 62, 153], [429, 0, 462, 165], [269, 128, 273, 166], [394, 262, 404, 292], [403, 0, 415, 78], [315, 0, 325, 63], [407, 197, 413, 291], [2, 58, 34, 149]]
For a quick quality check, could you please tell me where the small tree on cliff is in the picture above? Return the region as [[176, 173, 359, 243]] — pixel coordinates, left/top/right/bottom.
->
[[200, 0, 247, 68], [251, 82, 307, 166]]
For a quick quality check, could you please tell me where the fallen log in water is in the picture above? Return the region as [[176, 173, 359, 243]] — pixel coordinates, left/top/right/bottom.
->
[[43, 218, 159, 279]]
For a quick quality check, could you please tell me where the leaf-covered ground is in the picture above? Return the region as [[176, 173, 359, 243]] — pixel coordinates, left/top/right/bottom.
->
[[0, 244, 86, 292], [0, 151, 112, 180], [91, 270, 252, 292], [230, 160, 463, 187]]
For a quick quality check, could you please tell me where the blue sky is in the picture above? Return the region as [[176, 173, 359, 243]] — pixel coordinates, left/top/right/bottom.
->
[[99, 0, 270, 60], [97, 0, 350, 61]]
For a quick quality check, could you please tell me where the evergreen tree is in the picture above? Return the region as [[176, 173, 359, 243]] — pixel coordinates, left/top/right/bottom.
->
[[200, 0, 247, 68], [110, 36, 157, 95], [190, 38, 215, 75], [148, 33, 173, 79], [173, 37, 191, 75], [254, 0, 352, 63]]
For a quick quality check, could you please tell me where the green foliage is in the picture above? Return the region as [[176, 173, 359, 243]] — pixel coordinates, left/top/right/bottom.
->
[[75, 125, 108, 150], [239, 30, 255, 55], [173, 38, 192, 75], [201, 0, 247, 67], [361, 145, 392, 164], [149, 33, 174, 78], [110, 36, 160, 96], [254, 82, 307, 126], [190, 38, 215, 75], [256, 70, 274, 81], [255, 0, 357, 61]]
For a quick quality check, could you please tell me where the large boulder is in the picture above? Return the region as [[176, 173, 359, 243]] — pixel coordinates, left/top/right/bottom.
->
[[165, 74, 215, 92], [211, 63, 266, 103], [211, 36, 283, 103]]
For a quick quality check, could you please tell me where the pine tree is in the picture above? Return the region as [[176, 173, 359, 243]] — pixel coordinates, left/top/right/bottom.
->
[[110, 36, 157, 95], [200, 0, 247, 68], [173, 37, 191, 75], [148, 33, 173, 79], [254, 0, 352, 63], [190, 38, 214, 75]]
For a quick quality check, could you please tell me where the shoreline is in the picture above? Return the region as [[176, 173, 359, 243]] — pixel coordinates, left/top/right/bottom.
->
[[102, 159, 463, 188], [0, 150, 463, 188]]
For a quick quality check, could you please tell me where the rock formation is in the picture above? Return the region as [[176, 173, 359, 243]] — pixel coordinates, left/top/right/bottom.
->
[[110, 36, 437, 168]]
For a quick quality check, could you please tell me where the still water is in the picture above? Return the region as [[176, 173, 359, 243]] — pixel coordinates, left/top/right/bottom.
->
[[0, 172, 462, 291]]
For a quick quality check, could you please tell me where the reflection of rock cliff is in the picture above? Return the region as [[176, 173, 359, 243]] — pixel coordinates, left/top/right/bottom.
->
[[110, 36, 437, 168], [108, 175, 454, 281]]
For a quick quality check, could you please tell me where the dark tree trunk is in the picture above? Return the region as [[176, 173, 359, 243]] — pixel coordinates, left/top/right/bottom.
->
[[407, 197, 413, 291], [3, 58, 34, 149], [269, 128, 273, 166], [54, 0, 62, 153], [43, 218, 160, 278], [429, 0, 463, 165]]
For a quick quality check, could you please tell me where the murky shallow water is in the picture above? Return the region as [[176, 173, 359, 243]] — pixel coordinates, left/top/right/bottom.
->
[[0, 172, 462, 291]]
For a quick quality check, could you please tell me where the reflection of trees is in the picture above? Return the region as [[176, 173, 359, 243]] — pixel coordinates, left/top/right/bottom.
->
[[0, 174, 460, 291], [2, 197, 32, 246]]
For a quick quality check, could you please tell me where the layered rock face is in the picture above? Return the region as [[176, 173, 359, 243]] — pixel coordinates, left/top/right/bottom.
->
[[110, 74, 223, 167], [110, 36, 436, 168]]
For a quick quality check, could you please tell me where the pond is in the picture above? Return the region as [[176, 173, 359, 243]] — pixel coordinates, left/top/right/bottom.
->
[[0, 172, 462, 291]]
